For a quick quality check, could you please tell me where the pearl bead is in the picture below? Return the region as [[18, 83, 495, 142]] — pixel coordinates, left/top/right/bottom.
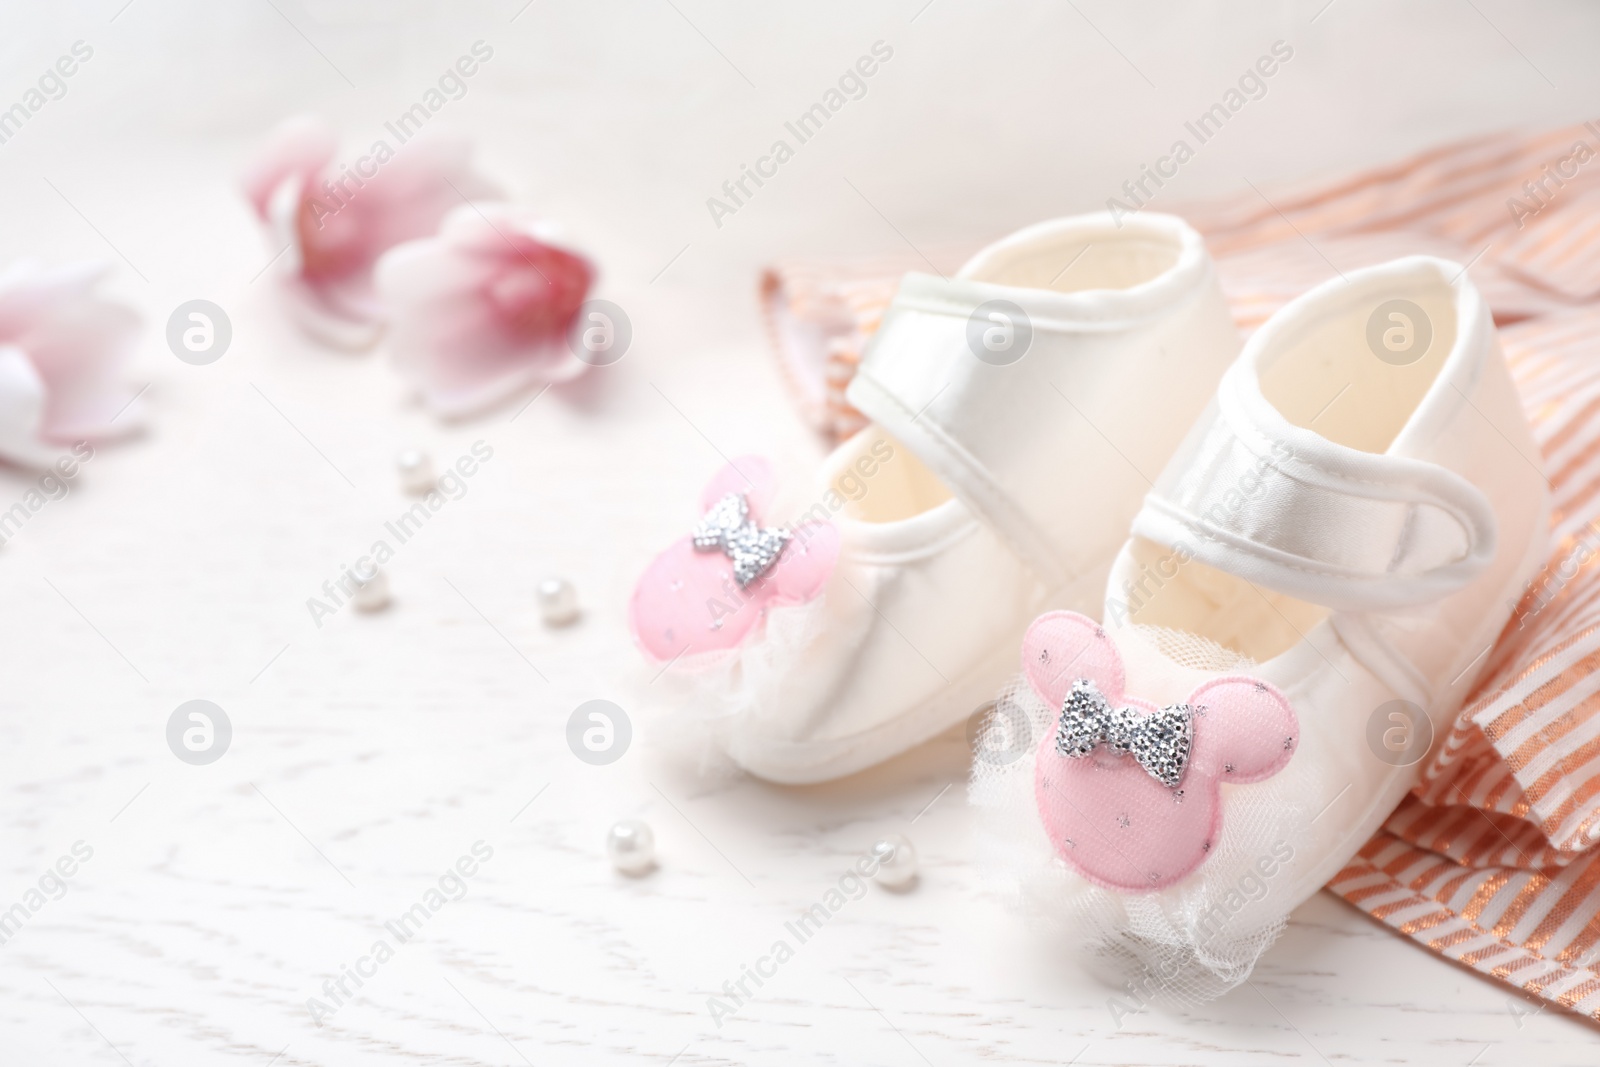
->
[[538, 577, 580, 627], [350, 561, 391, 612], [606, 819, 655, 875], [871, 834, 917, 889], [396, 449, 436, 495]]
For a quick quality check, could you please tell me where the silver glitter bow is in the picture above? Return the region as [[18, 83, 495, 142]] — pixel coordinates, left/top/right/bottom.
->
[[692, 491, 792, 588], [1054, 678, 1194, 789]]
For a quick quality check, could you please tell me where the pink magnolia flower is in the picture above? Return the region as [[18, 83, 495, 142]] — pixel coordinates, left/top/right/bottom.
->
[[0, 260, 142, 467], [240, 115, 500, 349], [375, 204, 596, 418]]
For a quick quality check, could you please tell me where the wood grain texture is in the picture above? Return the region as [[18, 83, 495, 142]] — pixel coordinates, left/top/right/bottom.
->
[[2, 233, 1595, 1063], [1, 3, 1599, 1062]]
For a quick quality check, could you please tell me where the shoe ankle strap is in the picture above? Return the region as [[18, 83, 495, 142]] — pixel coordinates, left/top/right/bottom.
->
[[847, 241, 1228, 591], [1130, 364, 1499, 613], [844, 277, 1073, 587]]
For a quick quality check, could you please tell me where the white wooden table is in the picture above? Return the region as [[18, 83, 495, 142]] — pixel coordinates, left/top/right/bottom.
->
[[3, 2, 1599, 1063]]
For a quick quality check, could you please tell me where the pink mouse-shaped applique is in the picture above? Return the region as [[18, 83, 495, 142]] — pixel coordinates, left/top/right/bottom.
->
[[1026, 611, 1298, 892], [630, 456, 838, 662]]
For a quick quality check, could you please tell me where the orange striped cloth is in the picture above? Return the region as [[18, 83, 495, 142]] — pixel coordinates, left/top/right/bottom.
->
[[763, 121, 1600, 1016], [759, 246, 971, 442], [1329, 312, 1600, 1015]]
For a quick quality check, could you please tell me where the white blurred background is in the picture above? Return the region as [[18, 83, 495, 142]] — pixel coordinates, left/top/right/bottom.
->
[[3, 0, 1595, 291]]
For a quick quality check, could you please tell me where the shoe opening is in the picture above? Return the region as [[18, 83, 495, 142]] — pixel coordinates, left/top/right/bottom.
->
[[1257, 264, 1457, 454], [1121, 263, 1463, 661], [969, 237, 1182, 295], [956, 214, 1202, 298], [823, 428, 952, 523], [1120, 536, 1326, 663]]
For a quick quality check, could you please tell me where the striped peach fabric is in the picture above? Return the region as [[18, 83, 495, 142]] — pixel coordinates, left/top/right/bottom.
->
[[765, 122, 1600, 1018], [760, 246, 970, 442], [1327, 307, 1600, 1018]]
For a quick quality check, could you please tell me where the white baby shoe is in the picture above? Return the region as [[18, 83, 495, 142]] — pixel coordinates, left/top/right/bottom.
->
[[631, 212, 1241, 782], [971, 256, 1549, 996]]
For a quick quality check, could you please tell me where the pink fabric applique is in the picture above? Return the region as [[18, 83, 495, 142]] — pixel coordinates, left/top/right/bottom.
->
[[1025, 611, 1298, 892], [630, 457, 838, 662]]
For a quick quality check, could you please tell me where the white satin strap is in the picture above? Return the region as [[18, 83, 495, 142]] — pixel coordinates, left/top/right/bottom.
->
[[1130, 375, 1499, 613], [847, 277, 1069, 588], [848, 268, 1220, 591]]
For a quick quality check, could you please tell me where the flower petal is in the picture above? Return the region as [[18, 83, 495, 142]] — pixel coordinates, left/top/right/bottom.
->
[[377, 204, 595, 417], [0, 262, 143, 448], [240, 115, 337, 221], [0, 345, 60, 468]]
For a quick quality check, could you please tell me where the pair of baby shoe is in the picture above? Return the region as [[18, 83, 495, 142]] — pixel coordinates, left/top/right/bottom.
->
[[629, 212, 1548, 992]]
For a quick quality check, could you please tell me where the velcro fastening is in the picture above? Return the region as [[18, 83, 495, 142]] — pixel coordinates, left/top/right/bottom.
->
[[845, 297, 1071, 587], [847, 264, 1235, 593], [1131, 372, 1498, 613]]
